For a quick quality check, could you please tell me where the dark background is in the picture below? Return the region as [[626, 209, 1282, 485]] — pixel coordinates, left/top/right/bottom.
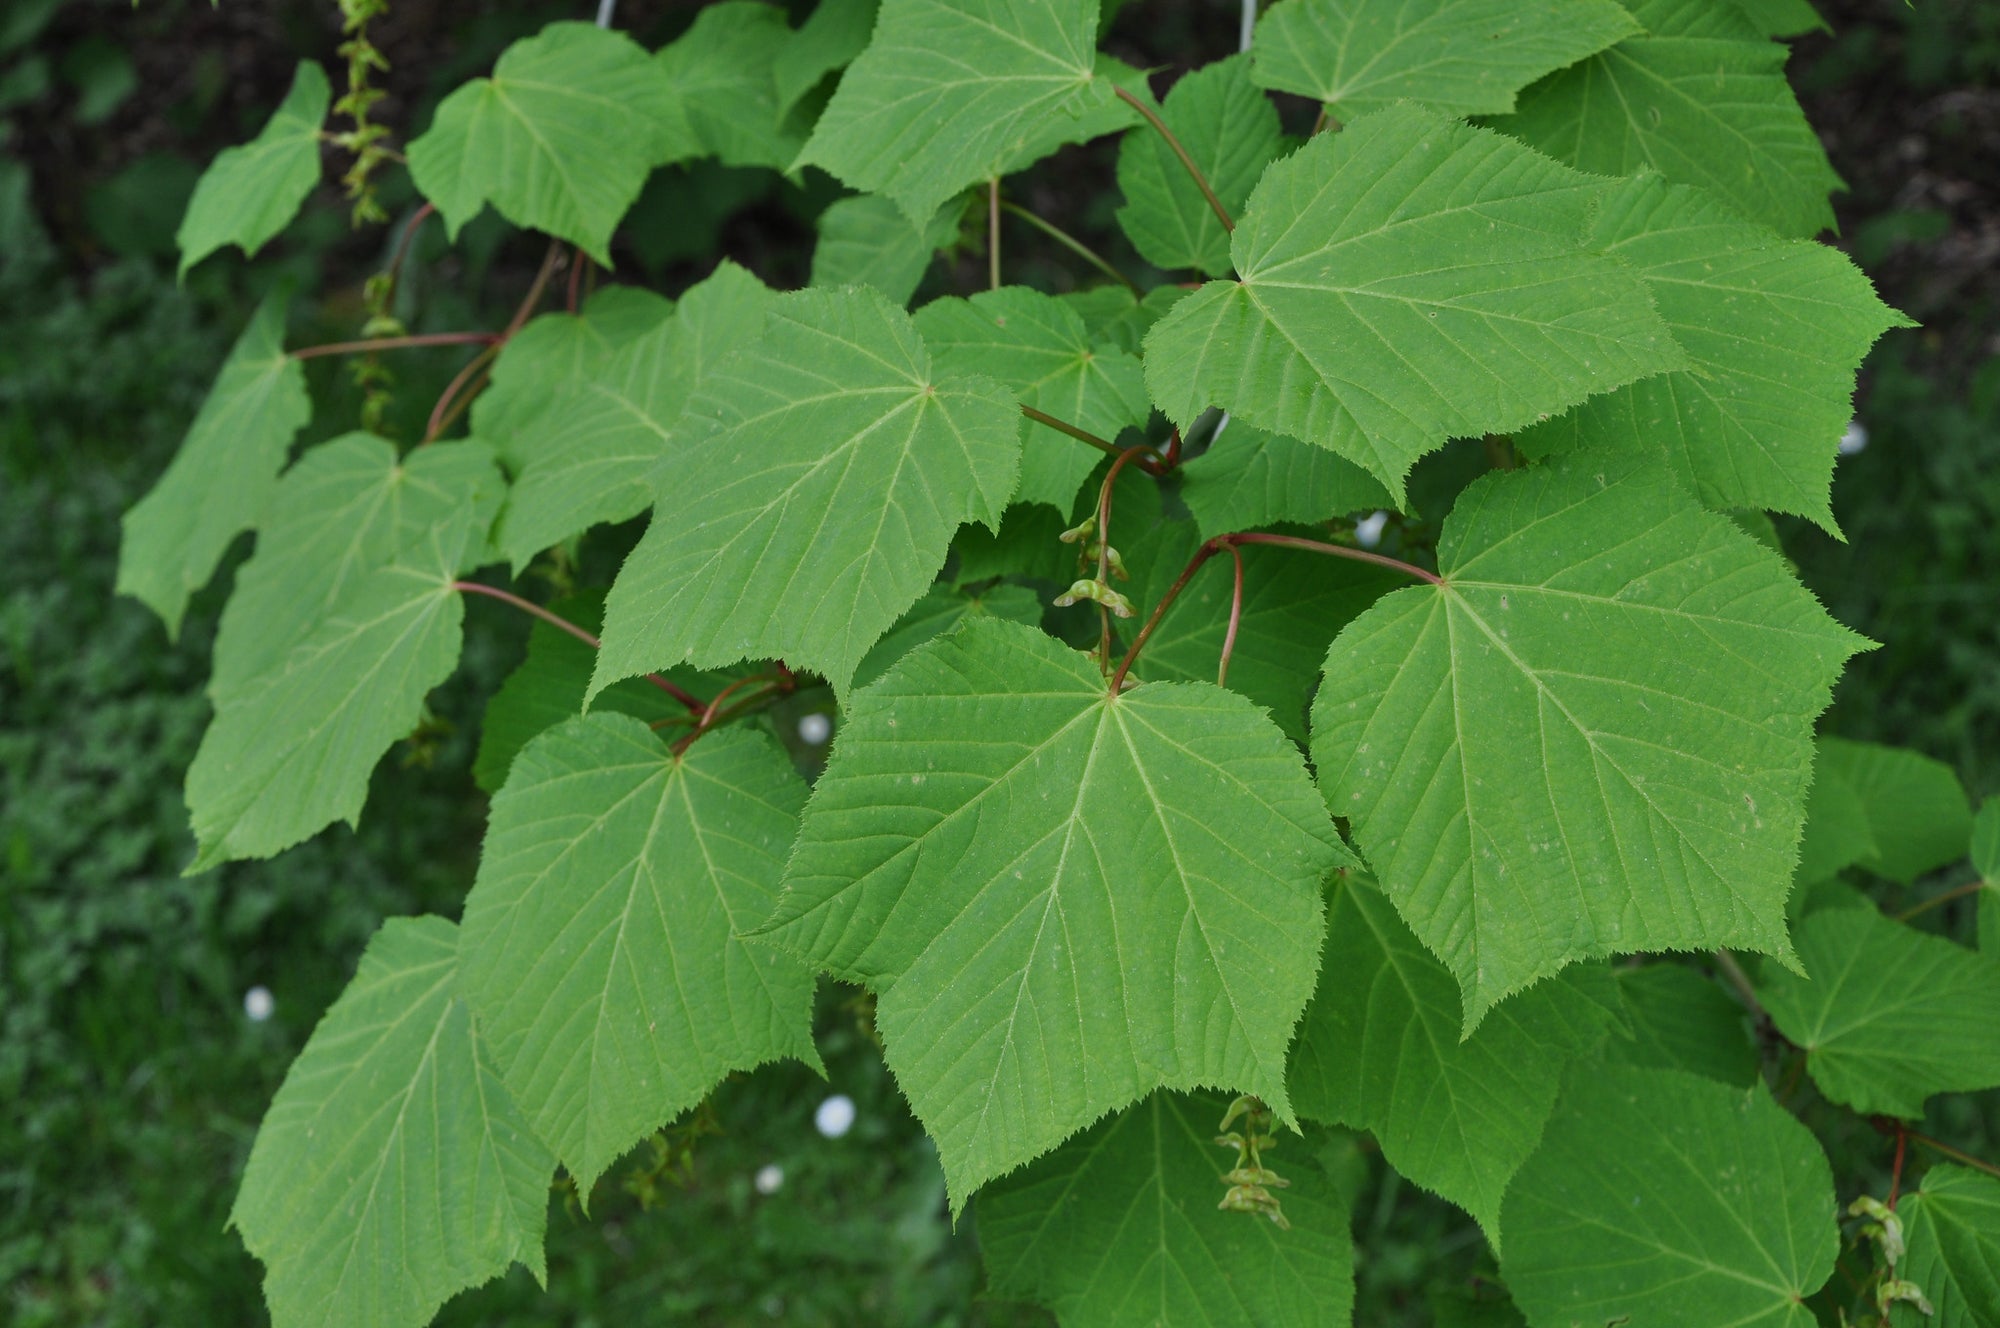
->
[[2, 1, 1994, 1323]]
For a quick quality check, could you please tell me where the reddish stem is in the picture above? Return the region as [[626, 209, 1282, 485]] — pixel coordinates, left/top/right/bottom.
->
[[1907, 1129, 2000, 1181], [423, 343, 501, 443], [1888, 1122, 1909, 1209], [1096, 446, 1152, 582], [1114, 85, 1233, 233], [386, 202, 436, 289], [1021, 405, 1160, 470], [1109, 530, 1440, 693], [451, 581, 703, 713], [291, 331, 500, 360], [1217, 542, 1245, 688], [505, 241, 566, 340], [1164, 425, 1183, 469], [1228, 532, 1444, 586], [1896, 878, 1986, 920], [566, 247, 590, 314], [673, 677, 778, 756]]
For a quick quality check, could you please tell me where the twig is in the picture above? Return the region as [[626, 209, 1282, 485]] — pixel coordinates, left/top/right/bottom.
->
[[291, 331, 499, 360], [1115, 85, 1233, 233], [997, 200, 1141, 295], [988, 178, 1002, 290], [1020, 405, 1164, 472], [1217, 542, 1244, 688], [451, 581, 702, 713]]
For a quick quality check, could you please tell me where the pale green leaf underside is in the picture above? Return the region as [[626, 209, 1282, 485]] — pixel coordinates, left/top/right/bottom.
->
[[1312, 452, 1865, 1024], [1500, 1064, 1837, 1328], [1814, 735, 1973, 885], [185, 519, 471, 870], [1143, 103, 1685, 503], [1179, 416, 1390, 539], [774, 0, 879, 113], [1488, 0, 1841, 239], [212, 434, 501, 702], [851, 581, 1043, 691], [496, 261, 774, 569], [458, 717, 819, 1193], [1892, 1165, 2000, 1328], [915, 285, 1148, 512], [474, 287, 674, 473], [1287, 878, 1616, 1246], [177, 60, 329, 276], [979, 1089, 1355, 1328], [654, 2, 807, 171], [811, 194, 962, 306], [795, 0, 1125, 222], [118, 293, 310, 639], [231, 916, 552, 1328], [1755, 904, 2000, 1119], [1124, 518, 1400, 745], [591, 284, 1020, 699], [1115, 54, 1283, 277], [1250, 0, 1637, 119], [408, 22, 692, 264], [1603, 963, 1761, 1086], [759, 617, 1344, 1206], [1516, 174, 1907, 532]]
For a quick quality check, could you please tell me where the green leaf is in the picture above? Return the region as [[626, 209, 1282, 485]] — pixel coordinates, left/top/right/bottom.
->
[[1249, 0, 1638, 120], [1893, 1165, 2000, 1328], [592, 285, 1020, 699], [1179, 416, 1391, 538], [1729, 0, 1827, 38], [1603, 963, 1760, 1086], [1311, 451, 1867, 1023], [795, 0, 1130, 223], [774, 0, 879, 113], [1500, 1064, 1837, 1328], [757, 617, 1345, 1205], [1123, 520, 1400, 745], [1754, 904, 2000, 1118], [851, 581, 1042, 691], [184, 517, 472, 870], [1287, 877, 1619, 1245], [1060, 283, 1188, 355], [1487, 0, 1842, 240], [495, 261, 774, 569], [916, 286, 1149, 512], [978, 1090, 1355, 1328], [654, 2, 807, 171], [1795, 737, 1881, 886], [118, 292, 310, 638], [1143, 104, 1684, 503], [1114, 54, 1283, 278], [231, 916, 552, 1328], [475, 286, 674, 473], [176, 60, 328, 276], [470, 591, 719, 794], [211, 435, 502, 702], [408, 22, 692, 265], [1815, 737, 1974, 884], [1516, 175, 1908, 532], [811, 194, 962, 306], [459, 717, 819, 1194]]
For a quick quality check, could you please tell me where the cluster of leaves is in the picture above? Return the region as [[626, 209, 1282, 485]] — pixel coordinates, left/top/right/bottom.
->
[[120, 1, 2000, 1326]]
